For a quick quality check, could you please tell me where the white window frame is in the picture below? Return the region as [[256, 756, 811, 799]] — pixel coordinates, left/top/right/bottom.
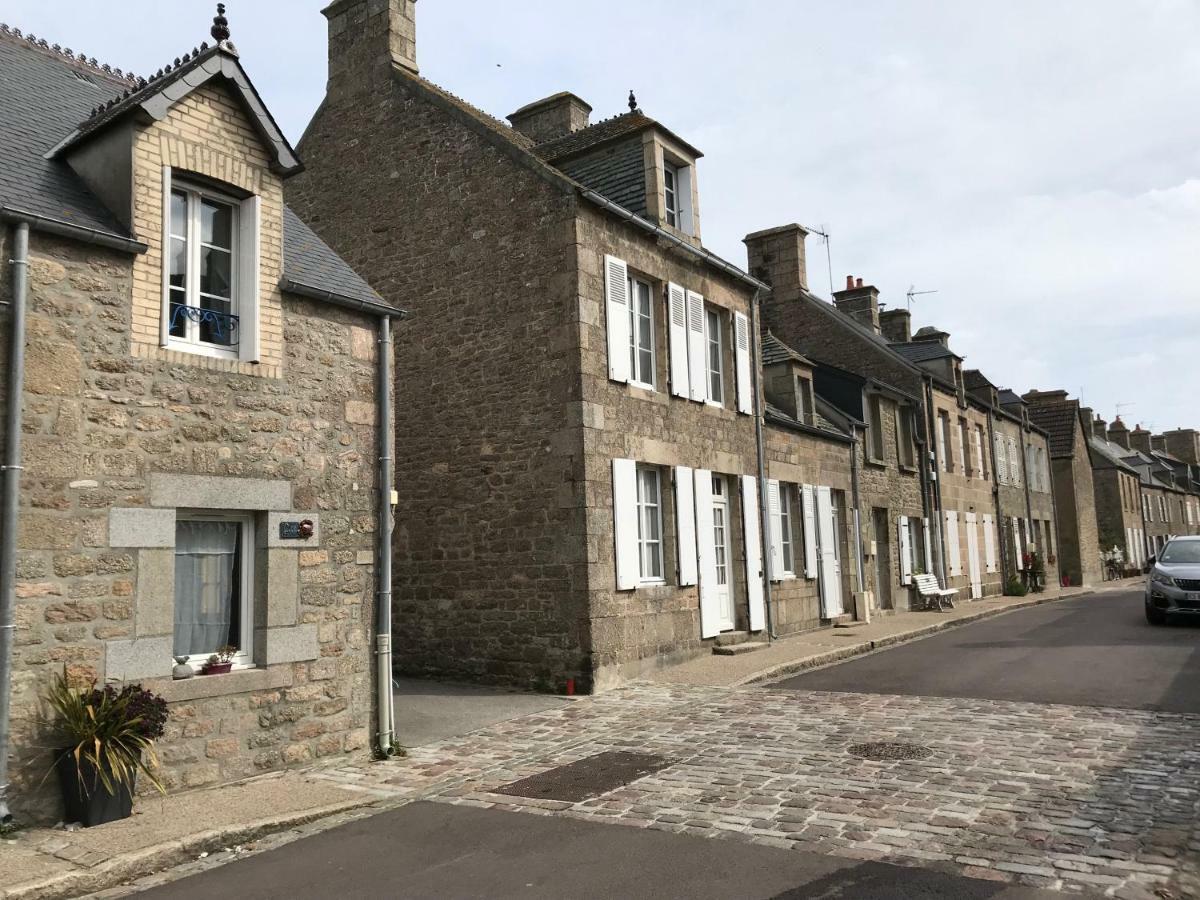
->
[[627, 276, 656, 390], [174, 510, 255, 669], [779, 483, 796, 577], [166, 179, 243, 360], [663, 161, 679, 229], [635, 466, 665, 584], [705, 307, 725, 406]]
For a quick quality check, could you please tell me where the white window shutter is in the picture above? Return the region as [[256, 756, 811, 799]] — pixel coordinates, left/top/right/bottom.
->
[[983, 513, 997, 573], [816, 486, 841, 618], [693, 470, 720, 638], [766, 479, 783, 582], [674, 466, 697, 587], [898, 516, 912, 585], [734, 311, 753, 415], [1009, 436, 1020, 485], [936, 419, 947, 472], [923, 517, 933, 575], [612, 458, 639, 590], [945, 511, 961, 577], [604, 255, 631, 383], [741, 475, 766, 631], [160, 167, 173, 348], [237, 194, 261, 363], [802, 484, 818, 578], [667, 283, 690, 399], [973, 429, 984, 477], [686, 290, 706, 402], [1012, 517, 1023, 562]]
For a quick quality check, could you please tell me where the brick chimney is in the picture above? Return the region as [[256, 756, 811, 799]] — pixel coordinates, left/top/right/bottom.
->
[[1108, 417, 1131, 450], [744, 224, 809, 298], [1130, 424, 1153, 455], [1162, 428, 1200, 464], [833, 275, 880, 334], [324, 0, 417, 91], [879, 308, 911, 343], [507, 93, 592, 144]]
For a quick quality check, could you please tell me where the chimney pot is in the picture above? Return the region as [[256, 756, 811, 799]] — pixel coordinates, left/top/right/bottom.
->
[[855, 277, 863, 288], [845, 275, 854, 290]]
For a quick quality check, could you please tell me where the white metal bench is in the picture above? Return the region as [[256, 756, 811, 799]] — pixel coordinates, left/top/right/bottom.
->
[[913, 573, 957, 611]]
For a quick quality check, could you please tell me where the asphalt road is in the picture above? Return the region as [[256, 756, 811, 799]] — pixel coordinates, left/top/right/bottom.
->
[[774, 588, 1200, 713], [133, 801, 1059, 900]]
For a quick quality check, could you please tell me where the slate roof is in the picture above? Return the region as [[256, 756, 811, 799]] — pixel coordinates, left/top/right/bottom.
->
[[532, 110, 702, 163], [1087, 435, 1140, 474], [0, 25, 385, 307], [764, 402, 847, 441], [962, 369, 994, 391], [555, 135, 647, 219], [761, 332, 813, 367], [1026, 400, 1080, 458], [998, 389, 1025, 407], [890, 341, 960, 363]]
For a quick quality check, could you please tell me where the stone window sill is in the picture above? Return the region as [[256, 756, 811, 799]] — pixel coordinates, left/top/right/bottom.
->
[[864, 458, 887, 470], [898, 464, 918, 474], [145, 664, 293, 703]]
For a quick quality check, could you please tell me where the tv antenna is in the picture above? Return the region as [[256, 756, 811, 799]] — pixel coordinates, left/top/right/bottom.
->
[[1115, 401, 1135, 418], [906, 285, 938, 311], [805, 224, 834, 298]]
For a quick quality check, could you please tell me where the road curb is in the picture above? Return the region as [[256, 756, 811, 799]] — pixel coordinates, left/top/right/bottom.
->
[[3, 797, 376, 900], [737, 586, 1108, 688]]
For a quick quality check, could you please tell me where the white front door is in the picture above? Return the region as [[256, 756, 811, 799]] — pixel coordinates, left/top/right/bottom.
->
[[965, 511, 982, 599], [711, 475, 735, 631]]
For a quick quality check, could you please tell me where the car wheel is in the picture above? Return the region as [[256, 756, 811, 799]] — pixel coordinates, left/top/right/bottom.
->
[[1145, 604, 1167, 625]]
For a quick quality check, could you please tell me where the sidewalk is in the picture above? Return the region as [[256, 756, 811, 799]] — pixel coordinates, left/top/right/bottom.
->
[[649, 577, 1144, 688]]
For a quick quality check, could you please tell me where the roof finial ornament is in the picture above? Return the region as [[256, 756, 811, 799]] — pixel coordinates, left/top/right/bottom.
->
[[211, 3, 230, 43], [628, 90, 637, 112]]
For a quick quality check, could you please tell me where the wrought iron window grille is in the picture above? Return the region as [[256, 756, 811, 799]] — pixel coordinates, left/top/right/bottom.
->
[[169, 305, 240, 345]]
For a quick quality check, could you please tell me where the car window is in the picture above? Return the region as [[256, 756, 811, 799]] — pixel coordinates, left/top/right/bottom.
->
[[1159, 542, 1200, 564]]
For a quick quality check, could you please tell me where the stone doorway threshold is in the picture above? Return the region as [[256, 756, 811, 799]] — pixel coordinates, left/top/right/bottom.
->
[[392, 678, 569, 748]]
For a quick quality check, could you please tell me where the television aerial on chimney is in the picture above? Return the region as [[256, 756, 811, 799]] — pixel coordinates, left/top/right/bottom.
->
[[906, 285, 937, 311]]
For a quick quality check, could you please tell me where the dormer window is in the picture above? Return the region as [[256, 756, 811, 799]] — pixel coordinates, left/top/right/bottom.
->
[[661, 154, 695, 235], [162, 169, 261, 364], [168, 183, 239, 356], [664, 162, 680, 228]]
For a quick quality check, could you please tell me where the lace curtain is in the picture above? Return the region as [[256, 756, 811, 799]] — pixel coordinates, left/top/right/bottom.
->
[[174, 520, 240, 658]]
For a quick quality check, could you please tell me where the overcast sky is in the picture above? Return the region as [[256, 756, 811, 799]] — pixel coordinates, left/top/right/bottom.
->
[[9, 1, 1199, 432]]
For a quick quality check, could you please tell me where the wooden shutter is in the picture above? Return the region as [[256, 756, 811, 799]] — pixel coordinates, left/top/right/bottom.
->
[[766, 479, 783, 582], [742, 475, 766, 631], [898, 515, 912, 585], [237, 194, 261, 363], [945, 510, 961, 577], [693, 470, 720, 638], [965, 511, 981, 598], [612, 458, 639, 590], [734, 311, 753, 415], [667, 283, 690, 399], [1008, 436, 1020, 485], [972, 428, 984, 477], [604, 255, 631, 383], [686, 290, 706, 402], [816, 486, 841, 617], [1011, 517, 1023, 562], [802, 484, 818, 578], [674, 466, 697, 587], [983, 513, 997, 573], [936, 416, 947, 472]]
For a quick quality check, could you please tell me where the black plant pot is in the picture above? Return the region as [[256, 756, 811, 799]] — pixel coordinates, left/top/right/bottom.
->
[[55, 748, 136, 827]]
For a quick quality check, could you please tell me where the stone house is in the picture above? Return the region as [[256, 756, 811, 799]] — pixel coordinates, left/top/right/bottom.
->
[[1024, 391, 1103, 586], [1101, 417, 1191, 558], [963, 373, 1058, 583], [1138, 427, 1200, 534], [1078, 412, 1146, 571], [0, 12, 401, 822], [287, 0, 867, 690]]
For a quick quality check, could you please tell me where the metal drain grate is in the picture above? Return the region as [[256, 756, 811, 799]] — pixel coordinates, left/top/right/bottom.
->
[[493, 750, 671, 803], [848, 741, 933, 761]]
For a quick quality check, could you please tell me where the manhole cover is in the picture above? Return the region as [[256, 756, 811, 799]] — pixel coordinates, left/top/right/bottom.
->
[[493, 750, 671, 803], [848, 741, 933, 761]]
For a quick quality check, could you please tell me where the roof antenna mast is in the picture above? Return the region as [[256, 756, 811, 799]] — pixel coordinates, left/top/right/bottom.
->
[[805, 224, 834, 298], [906, 285, 937, 311]]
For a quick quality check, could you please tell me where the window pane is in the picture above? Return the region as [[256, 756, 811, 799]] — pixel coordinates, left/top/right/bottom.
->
[[174, 521, 241, 658], [200, 293, 234, 346], [200, 246, 232, 299], [169, 290, 188, 338], [169, 236, 188, 289], [170, 190, 188, 239], [201, 199, 233, 248]]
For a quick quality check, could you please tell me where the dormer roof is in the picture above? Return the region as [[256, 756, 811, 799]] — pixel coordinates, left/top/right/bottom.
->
[[532, 109, 703, 163]]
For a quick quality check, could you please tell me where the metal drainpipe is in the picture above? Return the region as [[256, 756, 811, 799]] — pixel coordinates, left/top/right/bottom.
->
[[0, 222, 30, 824], [848, 423, 867, 623], [924, 376, 948, 584], [749, 289, 776, 640], [375, 314, 396, 756], [1019, 422, 1035, 560], [986, 410, 1009, 583]]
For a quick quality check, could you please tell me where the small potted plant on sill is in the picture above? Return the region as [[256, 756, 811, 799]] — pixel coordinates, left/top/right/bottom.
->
[[45, 672, 168, 827], [200, 645, 237, 676]]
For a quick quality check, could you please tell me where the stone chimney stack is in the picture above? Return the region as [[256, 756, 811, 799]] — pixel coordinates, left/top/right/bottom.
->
[[507, 93, 592, 143], [1130, 424, 1154, 455], [1162, 428, 1200, 464], [1151, 434, 1168, 453], [911, 325, 951, 348], [324, 0, 418, 90], [1108, 417, 1131, 450], [744, 224, 809, 298], [1078, 406, 1095, 437], [879, 308, 911, 343], [832, 275, 881, 334], [1093, 415, 1108, 441]]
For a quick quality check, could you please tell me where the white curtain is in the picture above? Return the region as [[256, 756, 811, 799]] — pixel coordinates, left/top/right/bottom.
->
[[174, 521, 239, 658]]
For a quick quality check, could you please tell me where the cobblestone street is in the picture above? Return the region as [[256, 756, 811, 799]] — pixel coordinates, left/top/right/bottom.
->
[[303, 681, 1200, 898]]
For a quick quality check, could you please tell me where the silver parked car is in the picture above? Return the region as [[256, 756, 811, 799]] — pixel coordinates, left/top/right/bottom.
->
[[1145, 535, 1200, 624]]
